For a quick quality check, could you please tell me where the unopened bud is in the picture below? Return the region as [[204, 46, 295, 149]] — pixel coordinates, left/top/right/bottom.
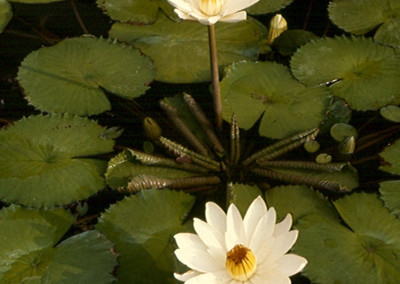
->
[[143, 117, 162, 140], [267, 14, 288, 44]]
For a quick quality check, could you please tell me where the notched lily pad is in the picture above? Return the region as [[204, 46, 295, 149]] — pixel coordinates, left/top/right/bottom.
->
[[228, 183, 262, 216], [18, 36, 155, 115], [294, 192, 400, 284], [96, 188, 195, 283], [291, 36, 400, 111], [329, 0, 400, 47], [220, 61, 330, 139], [380, 180, 400, 217], [381, 105, 400, 122], [246, 0, 294, 15], [109, 14, 267, 83], [330, 122, 358, 142], [0, 114, 115, 208], [379, 139, 400, 175], [0, 205, 116, 283]]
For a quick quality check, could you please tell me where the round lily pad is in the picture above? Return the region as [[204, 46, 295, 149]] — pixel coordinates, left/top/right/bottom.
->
[[97, 188, 195, 283], [330, 122, 358, 142], [380, 105, 400, 122], [379, 138, 400, 175], [97, 0, 177, 24], [304, 139, 320, 153], [109, 14, 267, 83], [294, 192, 400, 283], [380, 180, 400, 217], [329, 0, 400, 47], [0, 0, 12, 33], [220, 61, 330, 139], [0, 114, 115, 208], [18, 36, 155, 115], [246, 0, 294, 15], [291, 36, 400, 111], [0, 205, 116, 283]]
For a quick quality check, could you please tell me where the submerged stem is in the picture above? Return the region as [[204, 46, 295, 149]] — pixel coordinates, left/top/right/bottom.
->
[[208, 24, 222, 130]]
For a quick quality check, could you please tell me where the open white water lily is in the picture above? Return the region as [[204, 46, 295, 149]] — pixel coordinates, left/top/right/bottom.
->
[[167, 0, 260, 25], [174, 196, 307, 283]]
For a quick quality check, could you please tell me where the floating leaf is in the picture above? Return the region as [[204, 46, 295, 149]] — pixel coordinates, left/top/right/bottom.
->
[[319, 97, 352, 133], [273, 29, 319, 56], [109, 14, 267, 83], [97, 0, 177, 24], [381, 105, 400, 122], [330, 122, 358, 142], [97, 189, 195, 283], [246, 0, 294, 15], [303, 139, 320, 153], [265, 185, 338, 223], [294, 193, 400, 283], [228, 183, 262, 216], [0, 114, 114, 207], [18, 36, 155, 115], [291, 36, 400, 111], [329, 0, 400, 47], [0, 205, 116, 283], [0, 0, 12, 33], [220, 61, 330, 139], [380, 139, 400, 175], [380, 180, 400, 217], [9, 0, 64, 2]]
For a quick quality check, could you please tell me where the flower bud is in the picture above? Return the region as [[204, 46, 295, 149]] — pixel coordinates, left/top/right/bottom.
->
[[267, 14, 288, 44], [143, 117, 162, 140]]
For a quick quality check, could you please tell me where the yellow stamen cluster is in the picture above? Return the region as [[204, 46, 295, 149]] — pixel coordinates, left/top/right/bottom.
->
[[225, 244, 257, 281], [199, 0, 224, 16]]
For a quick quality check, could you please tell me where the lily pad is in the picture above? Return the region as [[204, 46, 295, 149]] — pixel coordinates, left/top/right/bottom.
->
[[0, 0, 12, 33], [329, 0, 400, 47], [9, 0, 64, 2], [228, 183, 262, 216], [379, 139, 400, 175], [246, 0, 294, 15], [380, 180, 400, 217], [273, 29, 319, 56], [18, 36, 155, 115], [294, 192, 400, 283], [291, 36, 400, 111], [381, 105, 400, 122], [330, 122, 358, 142], [220, 61, 330, 139], [0, 114, 115, 208], [96, 188, 195, 283], [97, 0, 177, 24], [0, 205, 116, 283], [109, 14, 267, 83]]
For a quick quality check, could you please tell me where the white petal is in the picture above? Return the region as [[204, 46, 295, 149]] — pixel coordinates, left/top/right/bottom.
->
[[174, 270, 202, 282], [249, 207, 276, 253], [200, 15, 222, 25], [175, 233, 207, 250], [185, 270, 231, 284], [220, 11, 247, 23], [222, 0, 260, 15], [243, 196, 267, 242], [256, 270, 291, 284], [225, 203, 246, 250], [273, 214, 292, 237], [205, 202, 227, 234], [168, 0, 193, 13], [265, 230, 298, 263], [275, 254, 308, 277], [174, 9, 197, 21], [175, 248, 221, 273]]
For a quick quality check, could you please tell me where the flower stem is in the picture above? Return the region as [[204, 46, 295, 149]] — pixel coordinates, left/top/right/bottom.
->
[[208, 24, 222, 130]]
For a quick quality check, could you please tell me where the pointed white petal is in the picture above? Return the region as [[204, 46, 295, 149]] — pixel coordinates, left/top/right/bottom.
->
[[275, 254, 308, 276], [168, 0, 193, 13], [174, 270, 202, 281], [249, 207, 276, 252], [220, 11, 247, 23], [174, 9, 196, 20], [273, 214, 292, 237], [186, 270, 231, 284], [225, 203, 246, 250], [265, 230, 299, 262], [175, 233, 207, 250], [256, 266, 291, 284], [205, 202, 227, 234], [243, 196, 267, 242], [175, 248, 221, 273], [223, 0, 260, 15]]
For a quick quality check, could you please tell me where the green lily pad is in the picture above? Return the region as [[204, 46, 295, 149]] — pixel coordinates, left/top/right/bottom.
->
[[273, 29, 319, 56], [0, 114, 115, 208], [380, 139, 400, 175], [330, 122, 358, 142], [105, 148, 201, 189], [18, 36, 155, 115], [109, 14, 267, 83], [381, 105, 400, 122], [228, 183, 262, 216], [220, 61, 330, 139], [97, 0, 177, 24], [291, 36, 400, 111], [380, 180, 400, 217], [9, 0, 64, 2], [97, 188, 195, 283], [246, 0, 294, 15], [265, 185, 338, 224], [294, 192, 400, 284], [0, 205, 116, 283], [329, 0, 400, 47], [0, 0, 12, 33]]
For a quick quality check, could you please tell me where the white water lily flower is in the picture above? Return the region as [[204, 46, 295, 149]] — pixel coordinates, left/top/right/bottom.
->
[[167, 0, 261, 25], [174, 196, 307, 283]]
